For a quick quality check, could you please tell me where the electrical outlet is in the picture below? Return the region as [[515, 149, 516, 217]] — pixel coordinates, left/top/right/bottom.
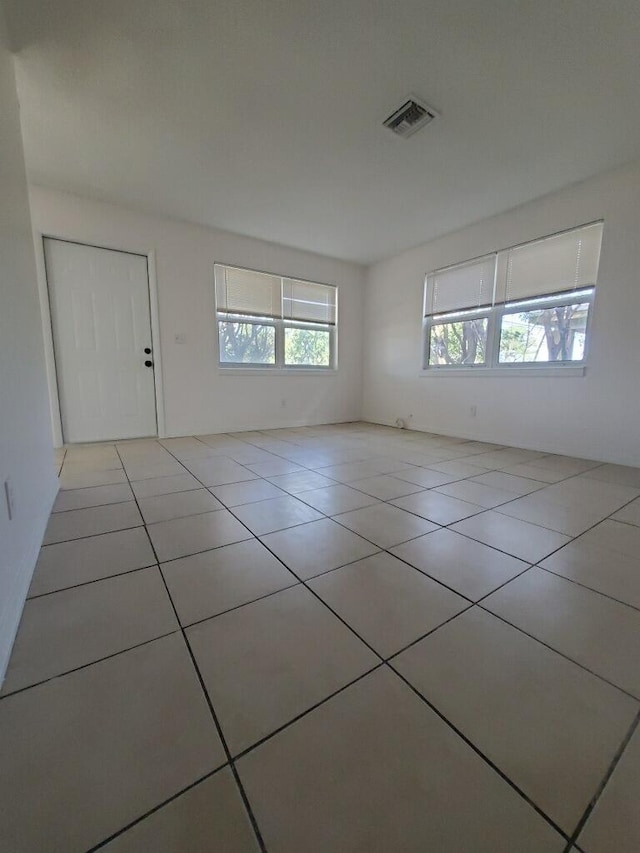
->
[[4, 479, 15, 521], [470, 405, 478, 418]]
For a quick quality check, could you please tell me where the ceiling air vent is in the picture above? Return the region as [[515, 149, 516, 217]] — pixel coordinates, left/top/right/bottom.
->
[[383, 97, 438, 138]]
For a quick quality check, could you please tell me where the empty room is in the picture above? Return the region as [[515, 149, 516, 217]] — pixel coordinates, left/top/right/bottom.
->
[[2, 0, 640, 850]]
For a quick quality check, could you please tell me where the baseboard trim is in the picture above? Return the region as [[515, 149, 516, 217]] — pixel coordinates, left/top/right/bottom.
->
[[359, 415, 617, 465], [165, 416, 362, 438]]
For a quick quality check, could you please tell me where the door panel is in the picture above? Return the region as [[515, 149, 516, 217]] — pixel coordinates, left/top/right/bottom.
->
[[45, 239, 157, 443]]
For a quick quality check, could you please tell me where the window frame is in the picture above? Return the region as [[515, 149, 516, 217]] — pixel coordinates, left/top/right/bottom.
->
[[283, 320, 336, 369], [422, 222, 601, 374], [423, 306, 495, 370], [214, 264, 338, 372], [216, 315, 278, 369], [495, 287, 595, 369]]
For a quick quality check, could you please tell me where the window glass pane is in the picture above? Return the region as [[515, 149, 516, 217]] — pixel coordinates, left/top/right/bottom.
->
[[218, 321, 275, 364], [428, 318, 488, 366], [498, 300, 590, 363], [285, 328, 331, 366]]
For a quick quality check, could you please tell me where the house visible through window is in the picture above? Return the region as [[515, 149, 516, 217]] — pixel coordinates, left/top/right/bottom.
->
[[423, 221, 603, 370], [214, 264, 337, 369]]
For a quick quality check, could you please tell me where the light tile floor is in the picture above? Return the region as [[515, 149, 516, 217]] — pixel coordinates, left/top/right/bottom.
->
[[2, 422, 640, 851]]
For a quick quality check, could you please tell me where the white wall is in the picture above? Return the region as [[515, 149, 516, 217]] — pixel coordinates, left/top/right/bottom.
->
[[0, 12, 58, 682], [362, 162, 640, 466], [29, 187, 366, 443]]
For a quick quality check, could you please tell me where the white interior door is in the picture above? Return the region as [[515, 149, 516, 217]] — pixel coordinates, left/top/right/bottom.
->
[[45, 238, 158, 443]]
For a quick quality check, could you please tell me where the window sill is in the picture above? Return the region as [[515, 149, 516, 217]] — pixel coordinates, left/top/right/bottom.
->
[[217, 367, 337, 377], [421, 365, 586, 378]]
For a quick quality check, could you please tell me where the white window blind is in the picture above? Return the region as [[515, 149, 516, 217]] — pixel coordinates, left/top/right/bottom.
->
[[422, 220, 603, 372], [283, 278, 337, 325], [214, 263, 338, 369], [425, 255, 496, 316], [215, 265, 281, 319], [504, 222, 603, 303]]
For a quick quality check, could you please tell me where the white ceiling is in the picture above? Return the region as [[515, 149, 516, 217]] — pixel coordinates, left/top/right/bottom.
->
[[6, 0, 640, 263]]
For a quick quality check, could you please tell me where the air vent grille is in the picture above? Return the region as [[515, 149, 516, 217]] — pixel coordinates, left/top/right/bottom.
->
[[383, 97, 438, 138]]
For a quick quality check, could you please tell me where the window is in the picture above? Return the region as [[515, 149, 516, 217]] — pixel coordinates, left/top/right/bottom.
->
[[218, 321, 276, 365], [214, 264, 337, 369], [428, 313, 489, 366], [497, 291, 593, 364], [423, 222, 602, 371], [424, 254, 496, 367]]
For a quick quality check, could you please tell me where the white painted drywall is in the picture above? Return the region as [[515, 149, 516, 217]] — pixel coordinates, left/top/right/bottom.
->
[[29, 187, 366, 443], [0, 12, 58, 683], [362, 162, 640, 466]]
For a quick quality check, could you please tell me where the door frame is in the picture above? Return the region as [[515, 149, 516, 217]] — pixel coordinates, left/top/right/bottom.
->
[[36, 235, 166, 447]]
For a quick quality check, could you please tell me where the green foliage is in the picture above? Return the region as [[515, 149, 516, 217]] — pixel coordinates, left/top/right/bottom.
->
[[285, 328, 330, 366], [499, 303, 588, 363], [498, 325, 529, 362], [218, 322, 331, 366], [429, 299, 589, 367]]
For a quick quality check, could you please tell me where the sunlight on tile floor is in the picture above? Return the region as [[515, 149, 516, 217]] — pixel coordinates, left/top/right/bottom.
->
[[2, 422, 640, 851]]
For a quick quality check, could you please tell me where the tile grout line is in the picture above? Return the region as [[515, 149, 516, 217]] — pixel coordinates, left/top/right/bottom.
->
[[536, 564, 640, 615], [214, 425, 604, 479], [63, 430, 626, 552], [41, 430, 640, 849], [28, 560, 299, 620], [86, 766, 227, 852], [112, 443, 269, 853], [41, 520, 145, 547], [238, 430, 606, 486], [387, 662, 571, 842], [156, 442, 574, 843], [61, 435, 640, 735], [528, 488, 640, 614], [562, 708, 640, 852], [468, 493, 640, 705], [474, 602, 640, 703], [159, 443, 390, 663], [51, 495, 136, 514], [164, 435, 640, 841], [0, 627, 181, 702], [469, 563, 535, 607], [229, 663, 386, 762], [53, 437, 640, 689], [304, 455, 637, 563], [26, 561, 159, 601], [379, 460, 627, 542], [462, 494, 631, 607], [17, 553, 634, 714], [182, 427, 579, 496], [175, 476, 571, 841], [174, 625, 269, 853]]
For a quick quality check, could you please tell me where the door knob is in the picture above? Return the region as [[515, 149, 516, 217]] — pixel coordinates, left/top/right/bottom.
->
[[144, 347, 152, 354], [144, 360, 153, 367]]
